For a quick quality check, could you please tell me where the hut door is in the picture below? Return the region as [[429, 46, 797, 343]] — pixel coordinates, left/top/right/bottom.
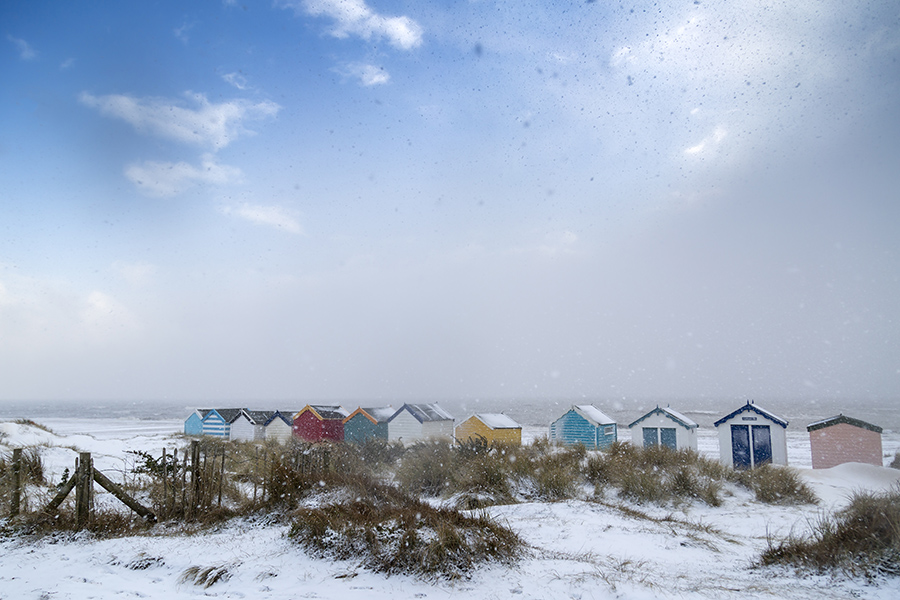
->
[[642, 427, 658, 447], [660, 428, 677, 449], [731, 425, 752, 469], [752, 425, 772, 466]]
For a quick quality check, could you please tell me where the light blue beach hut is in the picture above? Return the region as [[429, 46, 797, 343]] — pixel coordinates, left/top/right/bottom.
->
[[549, 405, 617, 449], [184, 409, 209, 436]]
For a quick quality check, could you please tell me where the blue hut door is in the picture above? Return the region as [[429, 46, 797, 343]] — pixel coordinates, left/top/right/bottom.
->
[[731, 425, 752, 469], [660, 428, 676, 449], [642, 427, 658, 447], [752, 425, 772, 466]]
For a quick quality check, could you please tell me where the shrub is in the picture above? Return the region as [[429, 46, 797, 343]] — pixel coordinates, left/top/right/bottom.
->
[[584, 443, 725, 507], [889, 452, 900, 470], [288, 483, 522, 580], [737, 465, 817, 505], [395, 440, 456, 497], [760, 487, 900, 577]]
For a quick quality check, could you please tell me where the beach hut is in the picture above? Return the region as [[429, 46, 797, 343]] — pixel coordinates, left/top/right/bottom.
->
[[549, 405, 617, 449], [807, 414, 883, 469], [184, 409, 208, 436], [455, 413, 522, 446], [201, 408, 243, 438], [714, 401, 788, 469], [230, 409, 271, 442], [264, 411, 295, 444], [343, 407, 394, 444], [292, 405, 349, 442], [628, 406, 698, 451], [387, 403, 455, 444]]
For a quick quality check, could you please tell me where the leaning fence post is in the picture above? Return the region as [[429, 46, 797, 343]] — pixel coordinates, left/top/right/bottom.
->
[[75, 452, 93, 529], [11, 448, 22, 517]]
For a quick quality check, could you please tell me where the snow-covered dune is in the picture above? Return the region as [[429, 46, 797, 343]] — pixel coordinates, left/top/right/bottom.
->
[[2, 419, 899, 599]]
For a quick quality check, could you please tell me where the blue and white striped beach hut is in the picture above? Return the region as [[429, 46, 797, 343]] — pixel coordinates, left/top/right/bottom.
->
[[201, 408, 243, 438]]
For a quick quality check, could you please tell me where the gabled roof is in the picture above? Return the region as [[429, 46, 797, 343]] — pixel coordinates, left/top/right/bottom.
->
[[242, 409, 273, 425], [264, 411, 293, 427], [713, 401, 788, 428], [390, 403, 454, 423], [186, 409, 209, 420], [807, 414, 882, 434], [294, 404, 349, 421], [569, 405, 615, 427], [205, 408, 244, 423], [470, 413, 521, 430], [345, 406, 395, 425], [628, 406, 698, 430]]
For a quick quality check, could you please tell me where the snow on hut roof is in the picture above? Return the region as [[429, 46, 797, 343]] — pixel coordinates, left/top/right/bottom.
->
[[307, 405, 350, 420], [628, 406, 698, 429], [209, 408, 244, 423], [344, 406, 395, 424], [807, 414, 883, 434], [713, 401, 788, 428], [474, 413, 521, 429], [573, 405, 615, 426], [242, 410, 273, 425], [364, 406, 396, 422], [393, 403, 454, 423]]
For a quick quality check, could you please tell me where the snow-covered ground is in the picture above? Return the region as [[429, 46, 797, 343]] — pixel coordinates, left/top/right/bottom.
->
[[2, 418, 900, 599]]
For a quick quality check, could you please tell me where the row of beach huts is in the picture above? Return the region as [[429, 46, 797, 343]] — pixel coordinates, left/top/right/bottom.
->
[[184, 401, 886, 470]]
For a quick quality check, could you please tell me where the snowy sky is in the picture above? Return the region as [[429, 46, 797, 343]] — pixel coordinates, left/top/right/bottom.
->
[[2, 0, 899, 404]]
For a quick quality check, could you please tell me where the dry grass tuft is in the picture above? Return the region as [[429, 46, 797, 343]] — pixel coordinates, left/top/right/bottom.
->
[[736, 465, 817, 505], [288, 483, 522, 580], [760, 487, 900, 577], [585, 442, 726, 507], [179, 564, 236, 587]]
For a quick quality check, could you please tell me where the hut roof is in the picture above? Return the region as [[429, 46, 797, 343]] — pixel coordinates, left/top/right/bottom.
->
[[472, 413, 521, 430], [264, 411, 293, 427], [208, 408, 244, 423], [345, 406, 395, 424], [571, 405, 615, 427], [807, 414, 882, 434], [298, 405, 349, 421], [713, 401, 788, 428], [242, 410, 273, 424], [391, 403, 454, 423], [628, 406, 698, 430]]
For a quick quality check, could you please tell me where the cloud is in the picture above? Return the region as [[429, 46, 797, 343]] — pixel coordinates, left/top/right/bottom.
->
[[7, 35, 36, 60], [222, 203, 303, 234], [282, 0, 423, 50], [125, 154, 243, 197], [222, 72, 249, 90], [79, 91, 280, 150], [343, 62, 390, 86], [59, 57, 76, 70], [112, 261, 158, 287], [81, 291, 139, 339], [684, 126, 728, 156], [174, 22, 194, 44]]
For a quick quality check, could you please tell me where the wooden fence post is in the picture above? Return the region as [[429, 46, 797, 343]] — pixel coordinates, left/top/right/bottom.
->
[[190, 440, 200, 518], [218, 446, 225, 507], [75, 452, 93, 529], [161, 448, 168, 519], [11, 448, 22, 517]]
